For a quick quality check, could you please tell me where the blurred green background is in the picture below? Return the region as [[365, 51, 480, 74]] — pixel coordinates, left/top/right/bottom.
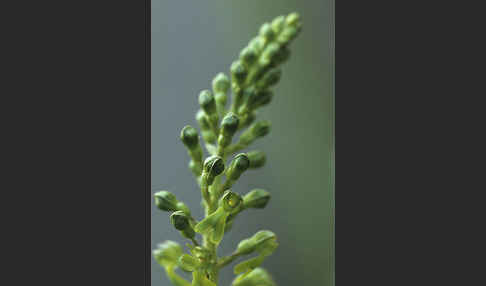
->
[[152, 1, 334, 285]]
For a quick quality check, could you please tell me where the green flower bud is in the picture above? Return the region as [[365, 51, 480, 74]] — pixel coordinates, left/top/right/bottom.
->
[[257, 69, 282, 89], [277, 26, 299, 45], [221, 191, 243, 213], [240, 121, 271, 145], [178, 254, 200, 272], [226, 153, 250, 181], [250, 120, 271, 138], [199, 90, 217, 116], [235, 240, 254, 256], [180, 126, 203, 164], [170, 211, 195, 240], [243, 189, 270, 209], [154, 191, 178, 212], [271, 15, 285, 34], [180, 125, 199, 150], [261, 43, 280, 66], [241, 111, 256, 129], [256, 234, 278, 256], [244, 90, 273, 111], [273, 46, 291, 66], [220, 113, 239, 138], [153, 240, 183, 268], [230, 60, 248, 86], [285, 12, 301, 28], [176, 201, 191, 216], [247, 150, 266, 169], [212, 72, 230, 94], [196, 110, 211, 130], [203, 155, 225, 176], [215, 93, 227, 110], [259, 23, 275, 41], [252, 231, 277, 251], [201, 155, 224, 186], [217, 113, 239, 150], [170, 210, 190, 231], [248, 36, 264, 54], [239, 46, 258, 66], [236, 230, 276, 255], [232, 268, 276, 286]]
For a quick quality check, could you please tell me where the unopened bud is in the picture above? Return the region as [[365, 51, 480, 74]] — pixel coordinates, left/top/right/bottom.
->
[[230, 61, 248, 86], [196, 110, 211, 130], [285, 12, 301, 28], [153, 240, 183, 268], [212, 72, 230, 94], [170, 211, 190, 231], [236, 230, 276, 255], [199, 90, 217, 116], [261, 43, 280, 66], [271, 15, 285, 33], [247, 151, 266, 169], [248, 37, 264, 54], [180, 125, 199, 150], [170, 211, 195, 240], [257, 69, 282, 89], [245, 90, 273, 111], [220, 113, 239, 138], [259, 23, 275, 41], [232, 268, 276, 286], [226, 153, 250, 181], [240, 46, 258, 66], [218, 113, 240, 149], [202, 155, 225, 186], [277, 26, 299, 45], [154, 191, 178, 212], [243, 189, 270, 209], [251, 120, 271, 138]]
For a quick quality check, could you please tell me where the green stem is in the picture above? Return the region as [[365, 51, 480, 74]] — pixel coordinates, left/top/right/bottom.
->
[[217, 251, 242, 269], [166, 266, 191, 286]]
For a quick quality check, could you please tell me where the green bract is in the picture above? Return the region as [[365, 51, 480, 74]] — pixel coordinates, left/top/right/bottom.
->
[[153, 13, 302, 286]]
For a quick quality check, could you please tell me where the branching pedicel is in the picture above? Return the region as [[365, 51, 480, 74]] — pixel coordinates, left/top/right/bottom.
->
[[153, 13, 302, 286]]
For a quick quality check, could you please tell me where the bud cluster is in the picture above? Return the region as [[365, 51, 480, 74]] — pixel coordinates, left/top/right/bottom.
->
[[153, 13, 302, 286]]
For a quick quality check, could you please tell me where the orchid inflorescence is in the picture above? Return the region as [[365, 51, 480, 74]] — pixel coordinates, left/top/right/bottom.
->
[[153, 13, 302, 286]]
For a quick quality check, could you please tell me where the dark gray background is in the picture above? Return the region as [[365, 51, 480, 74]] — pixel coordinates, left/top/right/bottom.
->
[[152, 1, 333, 285]]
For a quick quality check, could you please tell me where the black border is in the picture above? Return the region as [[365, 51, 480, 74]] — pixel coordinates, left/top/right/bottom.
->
[[4, 1, 151, 284], [145, 0, 151, 284]]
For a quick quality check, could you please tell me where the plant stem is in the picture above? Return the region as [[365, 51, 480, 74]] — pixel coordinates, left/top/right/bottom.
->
[[217, 251, 242, 269]]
